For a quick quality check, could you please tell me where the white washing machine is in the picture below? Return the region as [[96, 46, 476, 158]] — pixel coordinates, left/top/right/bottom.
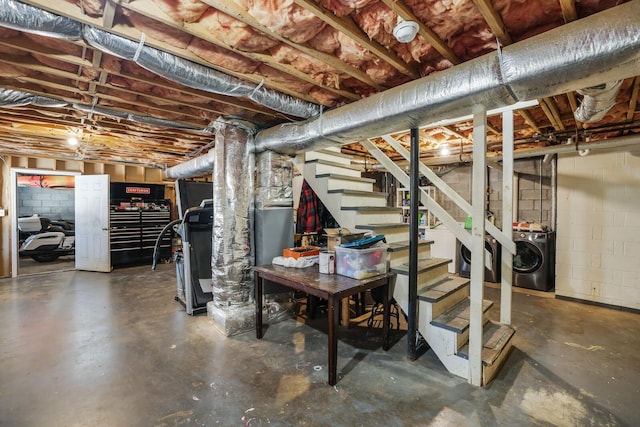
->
[[512, 231, 555, 291]]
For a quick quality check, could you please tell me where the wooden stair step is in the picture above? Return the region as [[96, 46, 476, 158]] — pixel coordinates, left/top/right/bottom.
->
[[392, 257, 451, 275], [415, 275, 469, 302], [306, 158, 364, 171], [356, 223, 410, 231], [328, 189, 388, 207], [430, 298, 494, 333], [341, 206, 403, 212], [312, 148, 354, 160], [387, 239, 434, 252], [327, 189, 387, 197], [457, 322, 516, 366], [316, 173, 375, 183]]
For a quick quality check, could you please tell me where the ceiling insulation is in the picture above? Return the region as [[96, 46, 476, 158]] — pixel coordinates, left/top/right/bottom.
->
[[0, 0, 638, 168]]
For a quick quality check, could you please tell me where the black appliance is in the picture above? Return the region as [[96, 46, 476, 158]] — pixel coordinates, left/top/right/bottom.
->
[[457, 235, 501, 283], [175, 179, 213, 218], [513, 231, 556, 291], [177, 201, 214, 314]]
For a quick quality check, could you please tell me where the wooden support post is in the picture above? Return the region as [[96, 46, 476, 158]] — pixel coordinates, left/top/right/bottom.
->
[[501, 111, 514, 325], [469, 110, 487, 386]]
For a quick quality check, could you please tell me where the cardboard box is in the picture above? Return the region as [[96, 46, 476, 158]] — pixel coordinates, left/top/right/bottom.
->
[[324, 228, 366, 252], [336, 244, 389, 279]]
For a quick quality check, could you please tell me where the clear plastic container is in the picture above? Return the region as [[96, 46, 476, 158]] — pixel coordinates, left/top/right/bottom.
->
[[335, 244, 389, 279]]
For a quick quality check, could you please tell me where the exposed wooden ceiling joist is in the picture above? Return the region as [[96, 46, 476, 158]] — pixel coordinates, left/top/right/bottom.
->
[[0, 0, 635, 168], [471, 0, 513, 46], [292, 0, 419, 79]]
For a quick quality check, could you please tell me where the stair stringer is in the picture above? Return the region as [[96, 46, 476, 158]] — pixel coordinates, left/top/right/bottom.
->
[[393, 274, 469, 379], [420, 300, 470, 379], [295, 157, 374, 230]]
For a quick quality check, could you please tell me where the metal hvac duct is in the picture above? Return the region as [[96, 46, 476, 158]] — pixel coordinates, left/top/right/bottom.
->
[[373, 134, 640, 167], [82, 27, 320, 119], [164, 150, 216, 179], [0, 87, 210, 132], [0, 0, 81, 39], [0, 88, 68, 108], [574, 80, 623, 123], [253, 1, 640, 154], [0, 0, 320, 120], [208, 120, 256, 336]]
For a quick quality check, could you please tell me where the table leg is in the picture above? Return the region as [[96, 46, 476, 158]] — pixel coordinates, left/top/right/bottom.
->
[[341, 298, 349, 327], [328, 295, 339, 385], [382, 282, 390, 351], [255, 273, 263, 339]]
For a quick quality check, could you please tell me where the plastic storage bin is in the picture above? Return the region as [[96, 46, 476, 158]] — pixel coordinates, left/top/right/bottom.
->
[[336, 244, 389, 279]]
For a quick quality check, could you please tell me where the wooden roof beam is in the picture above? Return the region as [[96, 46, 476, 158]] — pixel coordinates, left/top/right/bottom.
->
[[123, 0, 365, 100], [21, 0, 327, 105], [196, 0, 384, 88], [566, 91, 583, 129], [559, 0, 578, 23], [380, 0, 461, 65], [538, 97, 565, 131], [516, 109, 540, 134], [471, 0, 513, 46], [290, 0, 419, 78], [627, 76, 639, 122]]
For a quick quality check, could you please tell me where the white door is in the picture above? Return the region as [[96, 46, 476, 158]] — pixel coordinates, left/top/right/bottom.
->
[[75, 175, 111, 272]]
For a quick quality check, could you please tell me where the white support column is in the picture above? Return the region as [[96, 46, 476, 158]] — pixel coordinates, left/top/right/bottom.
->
[[469, 110, 487, 386], [501, 111, 514, 325]]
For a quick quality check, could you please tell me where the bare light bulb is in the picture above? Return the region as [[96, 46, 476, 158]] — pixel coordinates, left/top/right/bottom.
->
[[67, 136, 78, 146]]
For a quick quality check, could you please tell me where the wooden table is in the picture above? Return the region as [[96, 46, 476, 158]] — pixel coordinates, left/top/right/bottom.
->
[[253, 264, 395, 386]]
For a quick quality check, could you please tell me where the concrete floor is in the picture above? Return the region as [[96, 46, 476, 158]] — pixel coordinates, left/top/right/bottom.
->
[[18, 255, 75, 276], [0, 264, 638, 427]]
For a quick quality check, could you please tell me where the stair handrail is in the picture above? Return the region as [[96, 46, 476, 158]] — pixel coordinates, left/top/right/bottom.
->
[[381, 135, 515, 254], [360, 139, 471, 249]]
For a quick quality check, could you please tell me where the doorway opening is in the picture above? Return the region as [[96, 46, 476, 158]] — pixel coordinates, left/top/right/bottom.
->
[[11, 168, 79, 277]]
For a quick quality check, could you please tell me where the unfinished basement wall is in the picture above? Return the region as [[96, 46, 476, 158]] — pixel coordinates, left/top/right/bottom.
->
[[434, 159, 553, 229], [556, 151, 640, 310], [18, 187, 74, 220]]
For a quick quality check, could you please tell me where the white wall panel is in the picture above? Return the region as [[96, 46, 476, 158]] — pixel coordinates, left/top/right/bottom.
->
[[557, 151, 640, 310]]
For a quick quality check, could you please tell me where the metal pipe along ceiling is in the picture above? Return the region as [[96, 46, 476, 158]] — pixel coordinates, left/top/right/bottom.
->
[[0, 0, 320, 120], [574, 80, 623, 123], [371, 134, 640, 168], [253, 1, 640, 155]]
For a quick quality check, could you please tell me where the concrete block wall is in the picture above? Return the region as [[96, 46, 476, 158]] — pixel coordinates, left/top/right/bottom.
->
[[435, 159, 552, 229], [556, 151, 640, 310], [437, 166, 471, 223], [513, 159, 552, 226], [18, 187, 75, 221]]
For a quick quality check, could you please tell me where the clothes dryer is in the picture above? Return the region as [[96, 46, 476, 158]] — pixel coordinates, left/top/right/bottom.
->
[[512, 231, 555, 291], [456, 235, 501, 283]]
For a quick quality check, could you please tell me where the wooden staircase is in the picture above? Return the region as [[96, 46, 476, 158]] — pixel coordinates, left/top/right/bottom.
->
[[294, 147, 515, 386]]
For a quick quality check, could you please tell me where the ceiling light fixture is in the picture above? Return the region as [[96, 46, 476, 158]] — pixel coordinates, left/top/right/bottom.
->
[[393, 17, 419, 43], [67, 135, 78, 146], [439, 144, 450, 156]]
